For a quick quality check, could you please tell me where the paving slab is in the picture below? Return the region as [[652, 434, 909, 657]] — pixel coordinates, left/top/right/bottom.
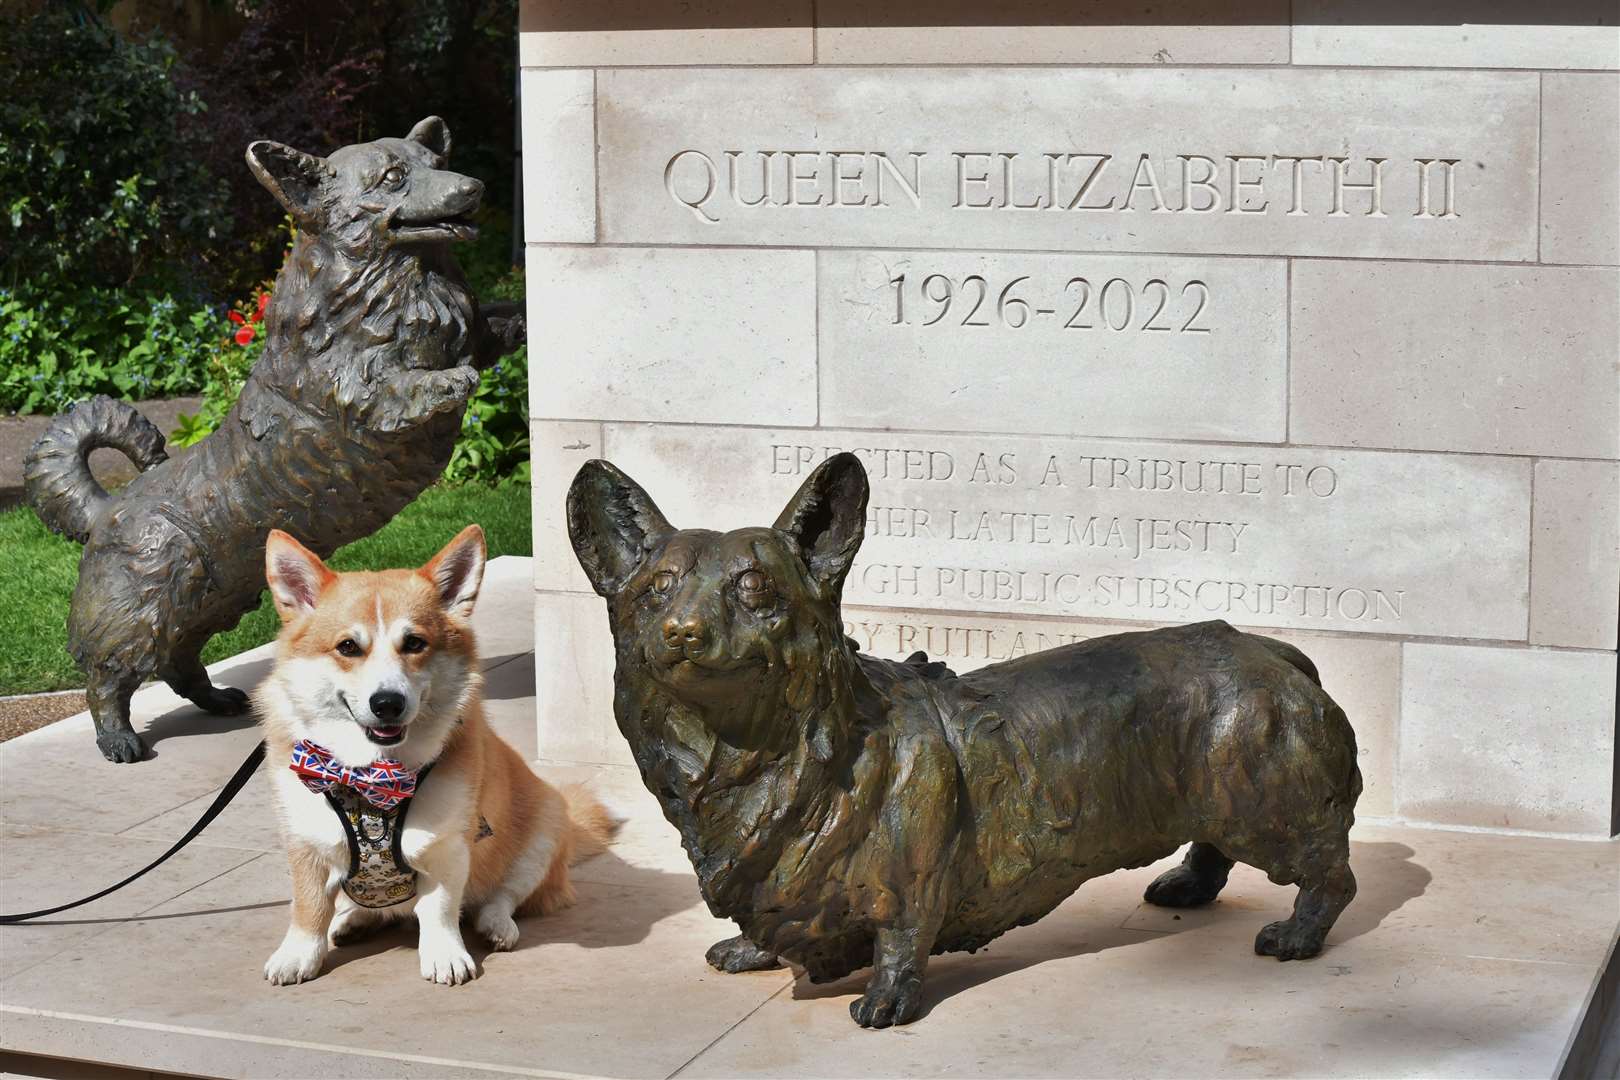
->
[[1, 853, 785, 1080], [0, 651, 273, 836], [0, 824, 261, 982], [682, 921, 1602, 1079]]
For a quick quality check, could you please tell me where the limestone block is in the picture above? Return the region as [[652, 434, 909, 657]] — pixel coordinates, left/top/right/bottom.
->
[[595, 424, 1533, 641], [1291, 262, 1620, 459], [595, 67, 1538, 261], [519, 0, 812, 66], [525, 245, 817, 425], [1294, 2, 1620, 69], [535, 591, 631, 766], [842, 605, 1400, 818], [1530, 459, 1620, 650], [1399, 643, 1617, 835], [819, 250, 1285, 442], [1541, 74, 1620, 267], [530, 419, 602, 595], [520, 69, 596, 244], [815, 0, 1288, 65]]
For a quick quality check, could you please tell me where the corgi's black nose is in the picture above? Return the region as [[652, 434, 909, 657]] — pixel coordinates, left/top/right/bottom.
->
[[369, 690, 406, 721], [664, 617, 707, 650]]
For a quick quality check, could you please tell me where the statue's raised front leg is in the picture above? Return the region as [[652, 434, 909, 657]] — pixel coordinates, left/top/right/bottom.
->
[[366, 366, 480, 433]]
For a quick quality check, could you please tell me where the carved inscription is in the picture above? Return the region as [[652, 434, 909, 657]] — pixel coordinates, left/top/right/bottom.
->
[[819, 251, 1283, 441], [887, 271, 1212, 334], [736, 432, 1529, 639], [598, 425, 1531, 639], [842, 610, 1095, 669], [667, 150, 1457, 224], [767, 444, 1404, 626], [596, 68, 1538, 259]]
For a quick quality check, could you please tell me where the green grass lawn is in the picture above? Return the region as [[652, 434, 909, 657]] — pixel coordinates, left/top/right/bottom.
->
[[0, 480, 532, 696]]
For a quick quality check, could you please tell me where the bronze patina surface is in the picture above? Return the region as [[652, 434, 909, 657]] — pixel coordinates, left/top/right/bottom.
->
[[24, 117, 524, 763], [568, 452, 1362, 1028]]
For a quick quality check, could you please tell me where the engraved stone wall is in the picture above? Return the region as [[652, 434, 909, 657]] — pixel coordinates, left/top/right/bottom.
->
[[595, 68, 1537, 260], [521, 3, 1620, 837]]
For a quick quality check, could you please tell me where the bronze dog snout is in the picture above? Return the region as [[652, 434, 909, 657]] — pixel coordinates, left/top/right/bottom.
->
[[663, 616, 709, 652]]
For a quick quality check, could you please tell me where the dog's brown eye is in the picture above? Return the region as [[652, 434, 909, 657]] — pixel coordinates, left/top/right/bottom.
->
[[335, 638, 363, 658], [651, 571, 676, 593], [383, 166, 406, 189], [401, 634, 428, 654], [738, 571, 768, 593]]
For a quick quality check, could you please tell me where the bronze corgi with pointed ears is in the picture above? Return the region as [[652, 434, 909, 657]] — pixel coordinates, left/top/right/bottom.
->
[[567, 452, 1362, 1028]]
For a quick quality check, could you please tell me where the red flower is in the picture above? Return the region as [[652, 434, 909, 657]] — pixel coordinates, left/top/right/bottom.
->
[[234, 324, 256, 346], [228, 310, 245, 326], [254, 292, 270, 322]]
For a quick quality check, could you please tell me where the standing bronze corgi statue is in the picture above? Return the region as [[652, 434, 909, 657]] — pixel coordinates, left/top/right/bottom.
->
[[25, 116, 525, 763], [568, 452, 1362, 1028]]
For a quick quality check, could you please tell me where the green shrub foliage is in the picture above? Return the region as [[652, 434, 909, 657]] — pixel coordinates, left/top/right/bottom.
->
[[0, 284, 220, 414], [0, 0, 525, 481], [0, 5, 227, 291], [441, 267, 528, 484]]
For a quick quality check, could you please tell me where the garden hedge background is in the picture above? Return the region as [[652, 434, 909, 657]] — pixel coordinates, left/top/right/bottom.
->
[[0, 0, 527, 482]]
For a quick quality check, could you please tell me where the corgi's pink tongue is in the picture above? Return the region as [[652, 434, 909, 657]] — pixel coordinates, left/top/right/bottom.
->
[[371, 725, 403, 738]]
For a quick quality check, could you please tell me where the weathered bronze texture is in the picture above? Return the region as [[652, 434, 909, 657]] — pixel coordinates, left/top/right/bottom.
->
[[24, 117, 524, 764], [568, 452, 1362, 1028]]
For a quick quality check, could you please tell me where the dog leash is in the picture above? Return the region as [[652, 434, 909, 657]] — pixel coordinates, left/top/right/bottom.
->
[[0, 741, 266, 924]]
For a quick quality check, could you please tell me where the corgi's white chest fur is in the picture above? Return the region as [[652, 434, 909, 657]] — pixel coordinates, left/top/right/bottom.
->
[[270, 766, 348, 864]]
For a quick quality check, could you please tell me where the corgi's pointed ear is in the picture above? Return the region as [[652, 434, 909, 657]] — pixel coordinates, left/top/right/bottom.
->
[[568, 460, 675, 598], [422, 524, 486, 618], [773, 452, 869, 596], [245, 140, 329, 225], [265, 530, 334, 621], [407, 116, 451, 160]]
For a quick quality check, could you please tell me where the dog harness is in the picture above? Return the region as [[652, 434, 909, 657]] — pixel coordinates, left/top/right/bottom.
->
[[289, 740, 431, 909], [288, 740, 495, 909]]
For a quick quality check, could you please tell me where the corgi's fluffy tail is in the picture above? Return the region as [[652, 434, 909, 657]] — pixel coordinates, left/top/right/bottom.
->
[[518, 783, 621, 918], [563, 783, 620, 863]]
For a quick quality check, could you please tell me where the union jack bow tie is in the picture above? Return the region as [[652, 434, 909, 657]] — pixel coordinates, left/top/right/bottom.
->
[[289, 739, 419, 811]]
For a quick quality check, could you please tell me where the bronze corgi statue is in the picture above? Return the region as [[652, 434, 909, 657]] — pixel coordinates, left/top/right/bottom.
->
[[25, 117, 525, 762], [568, 452, 1362, 1028]]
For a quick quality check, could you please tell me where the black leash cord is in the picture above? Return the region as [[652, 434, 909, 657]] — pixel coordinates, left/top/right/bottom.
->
[[0, 740, 267, 924]]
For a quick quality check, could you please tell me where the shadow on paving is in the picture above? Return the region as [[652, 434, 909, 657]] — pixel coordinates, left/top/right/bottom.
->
[[789, 839, 1431, 1022]]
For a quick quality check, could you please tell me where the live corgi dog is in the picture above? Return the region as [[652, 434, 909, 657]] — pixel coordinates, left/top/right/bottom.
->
[[257, 525, 616, 986]]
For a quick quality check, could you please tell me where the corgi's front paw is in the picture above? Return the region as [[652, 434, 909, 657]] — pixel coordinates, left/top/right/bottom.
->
[[264, 936, 326, 985], [419, 941, 478, 985]]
